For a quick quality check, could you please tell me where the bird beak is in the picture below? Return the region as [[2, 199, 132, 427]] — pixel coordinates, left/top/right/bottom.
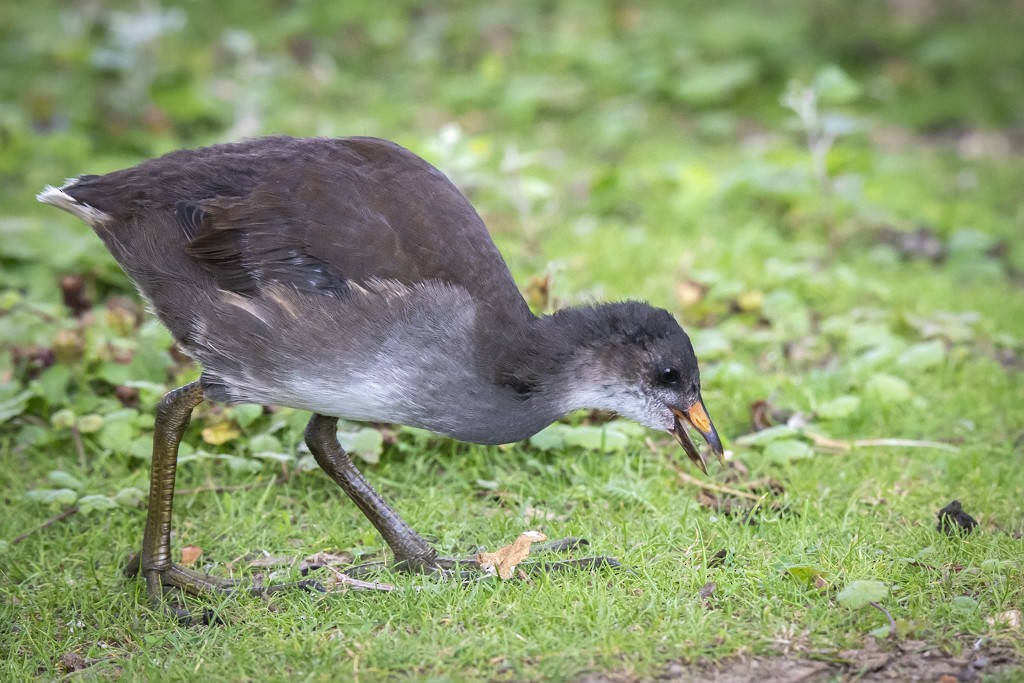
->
[[670, 397, 724, 474]]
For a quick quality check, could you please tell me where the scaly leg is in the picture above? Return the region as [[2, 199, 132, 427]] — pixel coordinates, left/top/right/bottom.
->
[[304, 413, 620, 578], [128, 382, 322, 623]]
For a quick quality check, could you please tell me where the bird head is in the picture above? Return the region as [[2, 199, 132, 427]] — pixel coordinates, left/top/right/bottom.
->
[[548, 302, 724, 472]]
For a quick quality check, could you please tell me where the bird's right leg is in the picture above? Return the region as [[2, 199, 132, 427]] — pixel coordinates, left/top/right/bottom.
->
[[127, 382, 322, 624]]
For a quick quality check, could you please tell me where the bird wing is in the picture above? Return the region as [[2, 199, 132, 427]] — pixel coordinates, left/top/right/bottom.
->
[[180, 137, 530, 317]]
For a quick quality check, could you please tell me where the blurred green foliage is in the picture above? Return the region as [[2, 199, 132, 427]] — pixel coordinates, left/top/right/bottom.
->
[[1, 1, 1022, 680]]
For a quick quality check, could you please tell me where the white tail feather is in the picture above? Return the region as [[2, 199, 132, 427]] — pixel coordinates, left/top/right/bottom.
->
[[36, 181, 110, 228]]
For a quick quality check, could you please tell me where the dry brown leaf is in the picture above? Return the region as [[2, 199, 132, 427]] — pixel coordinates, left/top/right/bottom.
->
[[180, 545, 202, 565], [476, 530, 547, 579], [677, 279, 707, 308]]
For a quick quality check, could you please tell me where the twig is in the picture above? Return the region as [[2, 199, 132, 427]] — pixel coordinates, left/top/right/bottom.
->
[[805, 432, 960, 453], [870, 601, 897, 640], [11, 506, 79, 545], [327, 566, 394, 592], [674, 471, 763, 501]]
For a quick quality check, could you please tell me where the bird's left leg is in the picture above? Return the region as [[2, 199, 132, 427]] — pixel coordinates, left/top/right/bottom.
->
[[305, 414, 448, 573], [304, 414, 620, 579]]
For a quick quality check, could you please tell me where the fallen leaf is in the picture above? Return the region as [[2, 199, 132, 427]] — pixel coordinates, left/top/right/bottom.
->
[[202, 421, 241, 445], [749, 399, 796, 431], [708, 549, 728, 568], [699, 582, 716, 609], [987, 609, 1021, 630], [734, 289, 764, 312], [837, 580, 888, 609], [180, 545, 202, 565], [786, 565, 828, 589], [477, 530, 547, 579], [677, 279, 707, 308]]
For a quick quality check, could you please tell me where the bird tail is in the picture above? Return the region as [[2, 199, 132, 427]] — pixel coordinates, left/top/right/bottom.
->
[[36, 178, 111, 229]]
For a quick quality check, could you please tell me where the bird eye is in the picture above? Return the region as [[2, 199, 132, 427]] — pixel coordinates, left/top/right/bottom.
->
[[659, 367, 680, 384]]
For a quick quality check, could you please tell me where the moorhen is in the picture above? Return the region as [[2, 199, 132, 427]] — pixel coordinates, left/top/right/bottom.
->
[[38, 136, 723, 618]]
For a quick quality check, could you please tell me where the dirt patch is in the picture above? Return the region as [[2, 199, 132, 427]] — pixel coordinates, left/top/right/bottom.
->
[[579, 639, 1020, 683], [673, 640, 1019, 683]]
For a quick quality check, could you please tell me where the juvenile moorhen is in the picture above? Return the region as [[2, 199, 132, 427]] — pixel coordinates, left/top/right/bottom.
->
[[38, 136, 723, 618]]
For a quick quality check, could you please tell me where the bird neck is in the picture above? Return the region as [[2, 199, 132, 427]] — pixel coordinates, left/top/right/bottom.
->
[[486, 305, 623, 417]]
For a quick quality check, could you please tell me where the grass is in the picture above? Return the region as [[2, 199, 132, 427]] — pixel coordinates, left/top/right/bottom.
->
[[2, 1, 1023, 680]]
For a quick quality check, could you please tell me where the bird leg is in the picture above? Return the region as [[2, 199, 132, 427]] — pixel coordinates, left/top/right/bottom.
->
[[305, 413, 444, 572], [304, 414, 621, 579], [128, 381, 323, 624]]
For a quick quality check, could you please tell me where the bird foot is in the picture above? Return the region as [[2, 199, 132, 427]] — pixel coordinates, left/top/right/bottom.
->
[[124, 552, 326, 625]]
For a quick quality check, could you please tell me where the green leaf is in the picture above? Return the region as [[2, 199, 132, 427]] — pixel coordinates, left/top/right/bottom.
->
[[229, 404, 264, 428], [337, 428, 384, 464], [295, 454, 320, 472], [218, 455, 265, 473], [816, 395, 861, 420], [78, 494, 118, 514], [115, 487, 146, 506], [248, 433, 283, 455], [865, 374, 912, 404], [31, 364, 72, 407], [763, 439, 814, 463], [0, 390, 31, 423], [869, 624, 892, 639], [76, 414, 105, 434], [26, 488, 79, 506], [47, 470, 84, 491], [98, 420, 137, 453], [786, 565, 828, 586], [50, 408, 77, 430], [896, 341, 947, 370], [734, 425, 799, 446], [529, 425, 566, 451], [948, 229, 996, 255], [676, 59, 759, 105], [951, 596, 979, 614], [129, 436, 152, 461], [96, 361, 135, 386], [813, 65, 862, 104], [837, 580, 888, 609], [563, 425, 630, 452], [689, 329, 732, 360]]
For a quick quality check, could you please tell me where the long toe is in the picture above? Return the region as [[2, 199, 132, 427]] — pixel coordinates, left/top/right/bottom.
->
[[519, 556, 621, 575], [140, 562, 328, 626]]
